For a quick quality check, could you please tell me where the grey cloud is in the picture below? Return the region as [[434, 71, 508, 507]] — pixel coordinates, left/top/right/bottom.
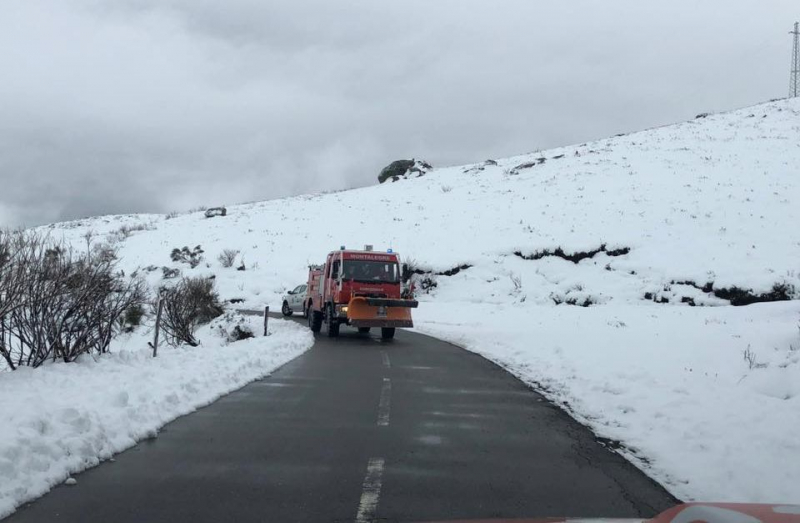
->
[[1, 0, 797, 226]]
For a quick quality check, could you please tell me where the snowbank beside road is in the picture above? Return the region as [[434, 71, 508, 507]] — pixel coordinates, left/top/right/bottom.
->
[[414, 300, 800, 504], [0, 317, 312, 519]]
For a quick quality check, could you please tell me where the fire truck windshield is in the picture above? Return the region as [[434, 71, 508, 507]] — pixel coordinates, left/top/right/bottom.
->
[[342, 260, 399, 283]]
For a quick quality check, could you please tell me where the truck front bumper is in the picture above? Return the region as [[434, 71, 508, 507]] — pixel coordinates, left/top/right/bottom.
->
[[345, 296, 417, 328]]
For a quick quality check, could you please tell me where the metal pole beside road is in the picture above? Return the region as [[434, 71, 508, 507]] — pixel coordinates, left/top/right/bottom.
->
[[264, 306, 269, 336]]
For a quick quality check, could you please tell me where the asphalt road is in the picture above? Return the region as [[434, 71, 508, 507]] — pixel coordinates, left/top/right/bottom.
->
[[7, 316, 677, 523]]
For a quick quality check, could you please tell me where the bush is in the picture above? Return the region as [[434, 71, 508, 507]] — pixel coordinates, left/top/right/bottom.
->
[[713, 283, 794, 306], [401, 256, 423, 284], [120, 303, 146, 333], [229, 325, 255, 342], [0, 230, 148, 369], [0, 229, 27, 320], [210, 312, 256, 342], [162, 267, 180, 279], [218, 249, 239, 268], [170, 245, 204, 268], [419, 274, 438, 293], [114, 222, 153, 241], [552, 295, 595, 307], [158, 277, 224, 347]]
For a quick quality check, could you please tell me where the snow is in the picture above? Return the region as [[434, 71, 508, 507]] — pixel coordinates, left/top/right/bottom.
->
[[0, 317, 313, 519], [413, 300, 800, 503], [13, 98, 800, 504]]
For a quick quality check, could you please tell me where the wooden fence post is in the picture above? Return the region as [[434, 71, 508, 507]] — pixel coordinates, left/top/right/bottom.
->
[[152, 297, 164, 357]]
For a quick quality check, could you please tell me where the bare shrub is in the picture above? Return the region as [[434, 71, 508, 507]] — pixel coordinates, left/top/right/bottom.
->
[[1, 231, 53, 368], [117, 225, 134, 240], [551, 294, 594, 307], [111, 222, 154, 243], [419, 274, 438, 294], [82, 230, 96, 252], [0, 231, 148, 369], [218, 249, 240, 268], [210, 312, 256, 343], [162, 267, 180, 279], [401, 259, 418, 298], [92, 242, 119, 264], [170, 245, 204, 268], [0, 230, 30, 320], [119, 303, 146, 333], [229, 325, 254, 341], [158, 277, 224, 347], [742, 345, 767, 370], [509, 273, 522, 293], [401, 256, 421, 283]]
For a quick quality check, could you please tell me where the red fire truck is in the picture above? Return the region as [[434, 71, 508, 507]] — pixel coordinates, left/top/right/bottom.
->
[[304, 247, 418, 339]]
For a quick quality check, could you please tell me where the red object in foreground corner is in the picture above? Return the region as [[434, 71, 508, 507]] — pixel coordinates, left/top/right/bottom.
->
[[418, 503, 800, 523], [653, 503, 800, 523]]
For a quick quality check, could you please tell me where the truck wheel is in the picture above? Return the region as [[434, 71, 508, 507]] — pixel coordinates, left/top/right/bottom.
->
[[358, 327, 370, 334], [381, 327, 395, 340], [282, 301, 293, 317], [325, 305, 340, 338], [309, 309, 322, 333]]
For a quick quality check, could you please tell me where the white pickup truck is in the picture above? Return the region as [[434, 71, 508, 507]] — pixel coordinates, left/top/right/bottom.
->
[[281, 284, 307, 316]]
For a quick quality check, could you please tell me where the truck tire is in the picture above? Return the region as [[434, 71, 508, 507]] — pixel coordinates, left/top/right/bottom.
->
[[282, 301, 292, 317], [325, 304, 340, 338], [358, 327, 370, 334], [381, 327, 395, 340], [308, 308, 322, 333]]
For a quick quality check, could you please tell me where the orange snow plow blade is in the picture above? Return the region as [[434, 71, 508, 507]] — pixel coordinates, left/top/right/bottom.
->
[[347, 296, 418, 328]]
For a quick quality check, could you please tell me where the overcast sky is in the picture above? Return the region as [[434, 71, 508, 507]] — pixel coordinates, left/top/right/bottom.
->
[[0, 1, 796, 226]]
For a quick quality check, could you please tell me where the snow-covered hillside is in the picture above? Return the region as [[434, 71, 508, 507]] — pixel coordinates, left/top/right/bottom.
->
[[31, 99, 800, 503]]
